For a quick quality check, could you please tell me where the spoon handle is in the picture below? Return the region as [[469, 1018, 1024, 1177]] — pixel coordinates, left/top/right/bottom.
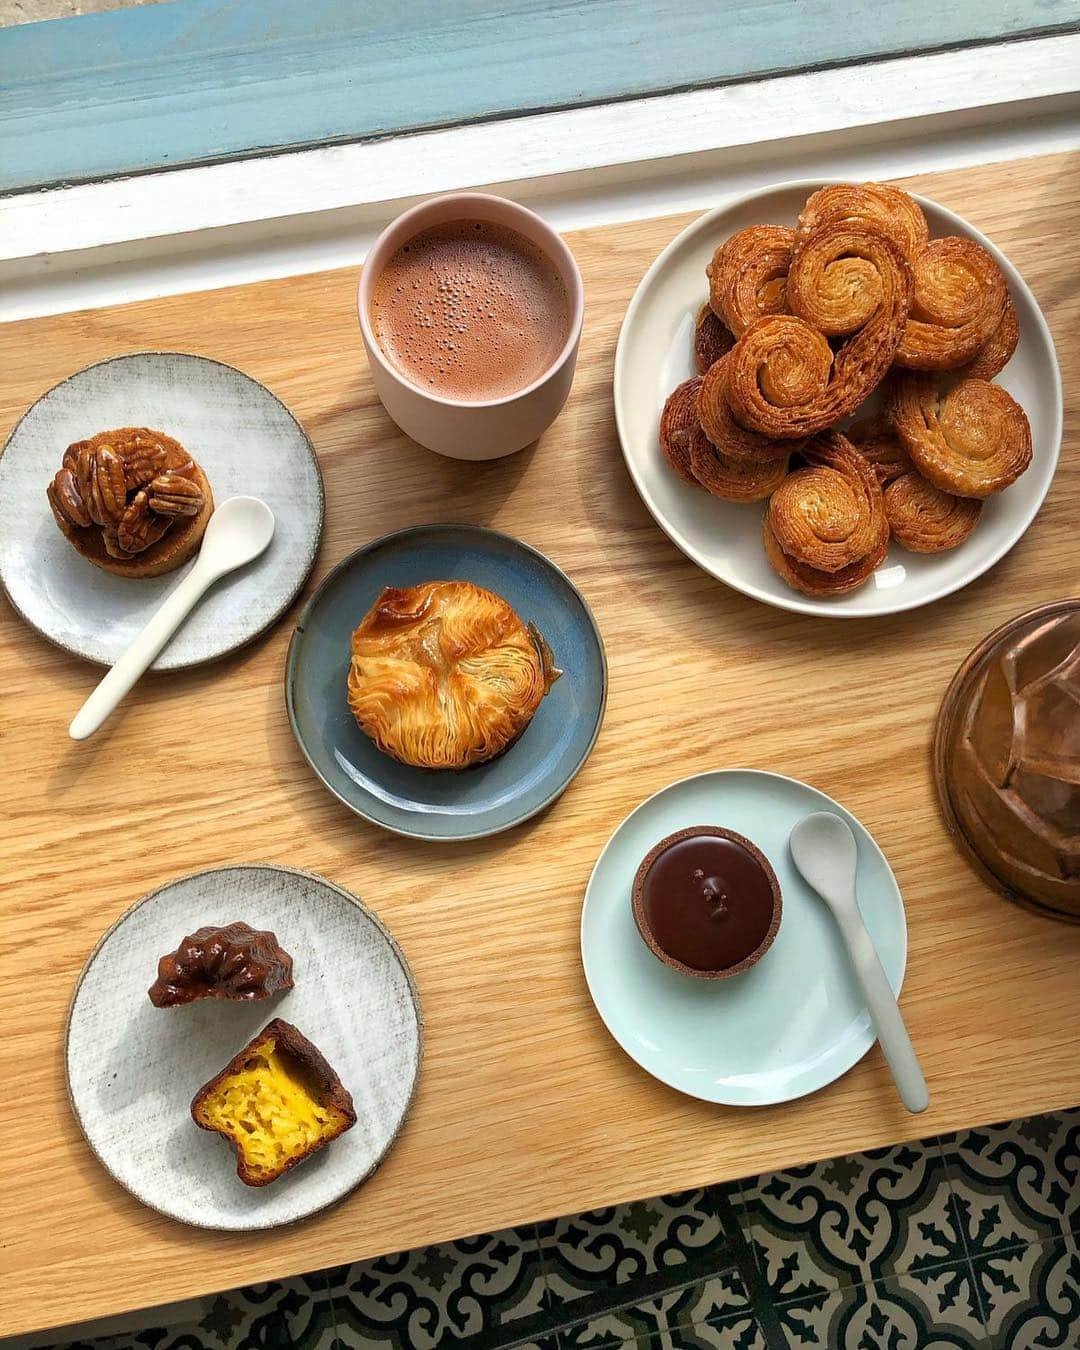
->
[[843, 918, 929, 1114], [69, 563, 214, 741]]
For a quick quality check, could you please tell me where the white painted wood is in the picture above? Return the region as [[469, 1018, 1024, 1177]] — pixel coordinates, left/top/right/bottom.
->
[[0, 33, 1077, 266]]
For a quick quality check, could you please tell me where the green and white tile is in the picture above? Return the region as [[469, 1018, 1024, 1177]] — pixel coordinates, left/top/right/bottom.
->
[[972, 1234, 1080, 1348]]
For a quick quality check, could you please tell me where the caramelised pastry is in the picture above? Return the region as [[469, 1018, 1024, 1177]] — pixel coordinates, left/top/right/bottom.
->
[[192, 1019, 355, 1187], [659, 376, 705, 485], [725, 223, 912, 437], [894, 237, 1008, 370], [706, 225, 793, 336], [796, 183, 929, 265], [847, 414, 911, 485], [960, 296, 1020, 381], [148, 922, 294, 1008], [884, 471, 982, 553], [688, 426, 788, 502], [890, 372, 1032, 498], [696, 354, 800, 463], [46, 428, 213, 578], [693, 303, 734, 373], [348, 580, 561, 770], [763, 431, 889, 597]]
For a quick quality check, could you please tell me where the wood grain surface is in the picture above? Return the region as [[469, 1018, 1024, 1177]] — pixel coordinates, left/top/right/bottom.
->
[[1, 151, 1078, 1338]]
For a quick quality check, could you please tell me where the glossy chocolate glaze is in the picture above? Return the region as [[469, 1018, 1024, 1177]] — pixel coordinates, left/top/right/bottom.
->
[[637, 829, 780, 974]]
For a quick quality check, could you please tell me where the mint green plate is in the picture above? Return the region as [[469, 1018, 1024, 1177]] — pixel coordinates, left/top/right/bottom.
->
[[580, 770, 907, 1106]]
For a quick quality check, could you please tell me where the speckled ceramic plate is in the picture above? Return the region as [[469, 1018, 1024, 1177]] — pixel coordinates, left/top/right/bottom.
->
[[66, 864, 422, 1230], [0, 353, 323, 669], [615, 181, 1062, 617], [581, 770, 907, 1106], [286, 524, 607, 840]]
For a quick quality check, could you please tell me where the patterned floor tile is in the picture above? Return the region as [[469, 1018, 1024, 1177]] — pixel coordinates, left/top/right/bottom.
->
[[554, 1268, 754, 1348], [326, 1226, 545, 1350], [971, 1235, 1080, 1348], [742, 1140, 957, 1300], [540, 1187, 737, 1316], [642, 1315, 769, 1349], [773, 1262, 986, 1348], [944, 1109, 1080, 1252]]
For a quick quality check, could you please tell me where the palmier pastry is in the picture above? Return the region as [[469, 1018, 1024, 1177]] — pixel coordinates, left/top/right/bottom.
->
[[762, 516, 888, 598], [767, 430, 888, 575], [726, 224, 912, 438], [796, 183, 929, 265], [706, 225, 793, 336], [659, 376, 704, 485], [148, 923, 294, 1008], [894, 237, 1007, 370], [960, 295, 1020, 381], [847, 414, 911, 485], [884, 471, 982, 553], [688, 426, 788, 502], [348, 580, 560, 770], [191, 1019, 355, 1187], [890, 373, 1032, 498], [696, 354, 802, 464], [46, 427, 212, 578], [693, 303, 735, 373]]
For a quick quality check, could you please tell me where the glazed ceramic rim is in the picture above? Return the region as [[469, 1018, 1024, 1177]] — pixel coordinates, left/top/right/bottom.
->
[[613, 179, 1064, 618], [0, 350, 325, 671], [357, 191, 585, 409], [932, 597, 1080, 925], [631, 825, 783, 978], [285, 522, 608, 841], [64, 862, 424, 1231], [580, 768, 909, 1106]]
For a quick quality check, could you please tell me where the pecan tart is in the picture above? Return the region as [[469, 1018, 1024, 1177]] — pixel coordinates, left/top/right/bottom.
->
[[191, 1018, 356, 1187], [46, 427, 213, 578], [148, 922, 294, 1007], [347, 580, 561, 770]]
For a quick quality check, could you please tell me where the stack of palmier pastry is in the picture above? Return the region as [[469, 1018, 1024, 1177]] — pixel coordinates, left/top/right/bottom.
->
[[659, 182, 1032, 597]]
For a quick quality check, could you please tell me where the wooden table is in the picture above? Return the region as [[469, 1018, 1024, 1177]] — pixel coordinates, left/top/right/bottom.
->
[[1, 152, 1078, 1339]]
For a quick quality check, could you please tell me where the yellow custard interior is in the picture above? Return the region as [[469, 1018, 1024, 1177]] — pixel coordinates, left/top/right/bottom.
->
[[197, 1035, 341, 1183]]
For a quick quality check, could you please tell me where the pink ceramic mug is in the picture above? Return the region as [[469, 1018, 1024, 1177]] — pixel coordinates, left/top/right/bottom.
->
[[357, 192, 584, 460]]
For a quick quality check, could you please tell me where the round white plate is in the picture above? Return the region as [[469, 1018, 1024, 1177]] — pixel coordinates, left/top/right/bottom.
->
[[580, 770, 907, 1106], [614, 181, 1063, 617], [66, 864, 422, 1230], [0, 352, 324, 668]]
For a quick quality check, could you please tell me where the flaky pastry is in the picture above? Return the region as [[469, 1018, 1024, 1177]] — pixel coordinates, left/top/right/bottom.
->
[[348, 581, 560, 770], [884, 471, 982, 553], [895, 237, 1007, 370], [706, 225, 793, 336], [890, 373, 1032, 498], [688, 426, 789, 502], [960, 296, 1020, 381], [696, 354, 801, 463], [847, 414, 912, 485], [795, 183, 929, 265], [659, 376, 705, 485], [693, 303, 735, 373]]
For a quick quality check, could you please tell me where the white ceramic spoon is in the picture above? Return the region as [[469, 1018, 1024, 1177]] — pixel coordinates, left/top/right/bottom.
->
[[69, 497, 275, 741], [789, 811, 929, 1114]]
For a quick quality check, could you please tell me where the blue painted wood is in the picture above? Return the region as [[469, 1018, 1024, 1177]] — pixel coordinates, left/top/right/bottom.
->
[[0, 0, 1077, 193]]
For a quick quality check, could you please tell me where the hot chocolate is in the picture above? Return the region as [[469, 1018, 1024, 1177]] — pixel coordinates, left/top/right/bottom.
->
[[370, 220, 571, 403]]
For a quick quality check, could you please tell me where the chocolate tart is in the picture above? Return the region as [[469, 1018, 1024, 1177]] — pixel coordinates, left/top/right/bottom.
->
[[632, 826, 782, 978], [191, 1018, 356, 1187]]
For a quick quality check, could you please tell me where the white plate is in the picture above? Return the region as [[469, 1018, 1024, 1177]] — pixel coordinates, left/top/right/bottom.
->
[[0, 352, 324, 668], [66, 865, 422, 1230], [580, 770, 907, 1106], [613, 181, 1063, 617]]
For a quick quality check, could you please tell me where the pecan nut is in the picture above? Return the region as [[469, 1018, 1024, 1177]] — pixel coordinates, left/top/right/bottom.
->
[[84, 444, 128, 527], [121, 440, 170, 491], [116, 490, 170, 554], [147, 473, 204, 517], [47, 467, 92, 529]]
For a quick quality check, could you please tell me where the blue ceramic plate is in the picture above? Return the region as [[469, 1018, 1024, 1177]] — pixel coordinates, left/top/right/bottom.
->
[[286, 525, 606, 840], [581, 770, 908, 1106]]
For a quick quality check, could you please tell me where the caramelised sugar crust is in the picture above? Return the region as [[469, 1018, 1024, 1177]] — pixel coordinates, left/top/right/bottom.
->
[[191, 1018, 356, 1187], [148, 922, 294, 1007]]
